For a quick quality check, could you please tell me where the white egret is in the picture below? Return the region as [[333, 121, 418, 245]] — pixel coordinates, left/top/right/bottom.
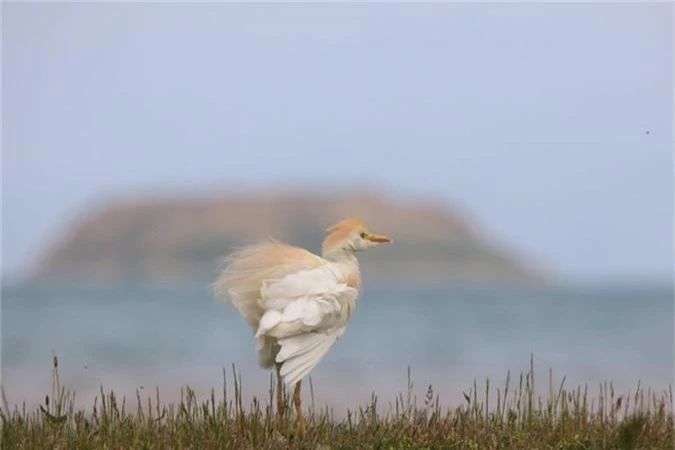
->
[[213, 218, 392, 434]]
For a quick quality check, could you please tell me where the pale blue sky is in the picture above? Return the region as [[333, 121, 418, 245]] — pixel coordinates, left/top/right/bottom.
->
[[3, 3, 673, 282]]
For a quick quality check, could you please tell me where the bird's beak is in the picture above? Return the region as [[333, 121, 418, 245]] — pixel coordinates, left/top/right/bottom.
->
[[366, 233, 392, 243]]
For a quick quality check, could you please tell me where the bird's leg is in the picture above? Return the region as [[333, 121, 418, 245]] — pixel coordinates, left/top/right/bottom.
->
[[275, 363, 285, 425], [293, 380, 306, 436]]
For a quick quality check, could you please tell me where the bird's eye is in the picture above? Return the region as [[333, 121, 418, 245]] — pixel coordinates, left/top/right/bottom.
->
[[360, 232, 367, 239]]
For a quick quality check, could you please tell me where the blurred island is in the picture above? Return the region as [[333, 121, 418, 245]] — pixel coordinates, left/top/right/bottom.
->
[[32, 193, 547, 286]]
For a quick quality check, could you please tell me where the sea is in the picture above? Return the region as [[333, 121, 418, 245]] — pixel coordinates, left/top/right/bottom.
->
[[2, 282, 673, 414]]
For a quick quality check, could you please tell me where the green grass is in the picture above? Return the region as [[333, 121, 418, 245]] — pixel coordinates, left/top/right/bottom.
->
[[1, 356, 672, 449]]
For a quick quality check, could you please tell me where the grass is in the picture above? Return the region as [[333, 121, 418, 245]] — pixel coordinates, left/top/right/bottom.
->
[[1, 356, 672, 449]]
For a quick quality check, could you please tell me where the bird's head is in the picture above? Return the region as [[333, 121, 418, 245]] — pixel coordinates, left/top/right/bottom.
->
[[321, 218, 392, 258]]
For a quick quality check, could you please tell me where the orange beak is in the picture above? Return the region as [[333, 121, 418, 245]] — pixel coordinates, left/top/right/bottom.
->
[[366, 233, 392, 243]]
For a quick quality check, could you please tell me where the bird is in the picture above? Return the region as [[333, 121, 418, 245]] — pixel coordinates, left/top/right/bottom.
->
[[213, 218, 392, 434]]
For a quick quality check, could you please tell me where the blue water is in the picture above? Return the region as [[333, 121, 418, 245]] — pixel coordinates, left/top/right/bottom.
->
[[2, 282, 672, 412]]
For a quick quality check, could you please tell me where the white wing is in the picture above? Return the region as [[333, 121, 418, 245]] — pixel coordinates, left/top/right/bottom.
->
[[213, 240, 326, 331], [255, 266, 358, 386], [276, 328, 346, 387]]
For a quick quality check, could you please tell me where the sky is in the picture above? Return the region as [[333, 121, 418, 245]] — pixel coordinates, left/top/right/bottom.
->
[[2, 2, 673, 283]]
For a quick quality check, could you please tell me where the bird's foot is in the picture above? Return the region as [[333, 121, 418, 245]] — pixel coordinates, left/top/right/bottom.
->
[[297, 417, 307, 437]]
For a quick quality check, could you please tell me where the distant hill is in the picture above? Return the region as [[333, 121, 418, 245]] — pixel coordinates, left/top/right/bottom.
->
[[32, 192, 547, 285]]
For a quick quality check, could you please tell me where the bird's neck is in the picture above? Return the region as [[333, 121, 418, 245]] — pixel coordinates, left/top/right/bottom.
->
[[323, 248, 358, 264], [323, 250, 361, 290]]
